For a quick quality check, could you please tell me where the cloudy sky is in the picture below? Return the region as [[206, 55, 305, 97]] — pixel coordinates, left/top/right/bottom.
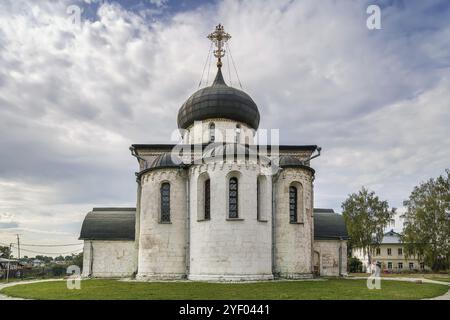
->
[[0, 0, 449, 257]]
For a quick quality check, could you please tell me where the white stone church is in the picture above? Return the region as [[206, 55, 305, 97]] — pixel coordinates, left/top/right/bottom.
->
[[79, 25, 348, 280]]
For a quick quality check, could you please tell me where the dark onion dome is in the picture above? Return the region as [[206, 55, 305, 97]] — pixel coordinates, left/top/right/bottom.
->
[[177, 67, 260, 130], [279, 155, 315, 174]]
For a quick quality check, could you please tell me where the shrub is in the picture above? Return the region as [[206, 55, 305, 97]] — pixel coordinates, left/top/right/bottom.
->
[[348, 257, 363, 273]]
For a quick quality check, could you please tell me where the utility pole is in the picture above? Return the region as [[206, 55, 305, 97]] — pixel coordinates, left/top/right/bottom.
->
[[6, 243, 12, 283], [16, 234, 20, 260]]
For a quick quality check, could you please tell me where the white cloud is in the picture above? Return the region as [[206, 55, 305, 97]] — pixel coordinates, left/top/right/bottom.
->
[[0, 0, 449, 250]]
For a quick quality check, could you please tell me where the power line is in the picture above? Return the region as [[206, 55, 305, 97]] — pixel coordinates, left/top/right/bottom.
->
[[226, 48, 232, 87], [1, 241, 83, 256], [19, 243, 83, 247], [16, 234, 20, 260], [198, 42, 213, 88], [10, 245, 82, 256], [226, 42, 243, 89], [205, 43, 213, 86]]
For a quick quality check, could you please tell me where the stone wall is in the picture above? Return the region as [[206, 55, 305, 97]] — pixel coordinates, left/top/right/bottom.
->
[[274, 167, 314, 278], [185, 119, 255, 145], [188, 161, 273, 280], [82, 240, 136, 278], [314, 240, 347, 276], [137, 168, 187, 280]]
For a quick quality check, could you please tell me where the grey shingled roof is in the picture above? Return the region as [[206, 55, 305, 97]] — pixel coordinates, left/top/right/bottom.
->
[[381, 229, 401, 244], [314, 209, 349, 240], [79, 208, 136, 241]]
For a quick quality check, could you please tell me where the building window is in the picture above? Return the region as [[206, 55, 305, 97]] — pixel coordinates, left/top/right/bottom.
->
[[387, 262, 392, 270], [289, 186, 297, 223], [398, 262, 403, 270], [398, 248, 403, 256], [257, 179, 260, 220], [375, 248, 381, 256], [160, 183, 170, 223], [409, 262, 414, 270], [204, 179, 210, 220], [387, 248, 392, 256], [228, 177, 238, 218], [257, 175, 268, 221], [209, 123, 215, 142], [235, 124, 241, 143], [420, 262, 425, 270]]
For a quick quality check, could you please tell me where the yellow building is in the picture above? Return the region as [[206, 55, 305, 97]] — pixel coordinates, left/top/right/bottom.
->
[[353, 230, 428, 273]]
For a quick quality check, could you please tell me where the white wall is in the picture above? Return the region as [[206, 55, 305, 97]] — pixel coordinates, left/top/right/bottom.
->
[[314, 240, 347, 276], [82, 240, 136, 278], [185, 119, 255, 145], [188, 161, 273, 280], [274, 167, 314, 278], [137, 168, 187, 280]]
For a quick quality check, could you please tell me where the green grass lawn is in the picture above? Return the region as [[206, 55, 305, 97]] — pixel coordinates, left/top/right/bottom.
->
[[1, 279, 447, 300]]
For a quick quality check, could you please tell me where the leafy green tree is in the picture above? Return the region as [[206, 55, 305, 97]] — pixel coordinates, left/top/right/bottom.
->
[[342, 187, 396, 265], [72, 252, 83, 270], [51, 264, 66, 276], [35, 255, 53, 263], [348, 257, 363, 273], [0, 246, 11, 258], [401, 169, 450, 271]]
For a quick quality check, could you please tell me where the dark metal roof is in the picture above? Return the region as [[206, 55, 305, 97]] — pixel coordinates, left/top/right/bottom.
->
[[150, 152, 182, 169], [279, 155, 315, 174], [177, 68, 260, 129], [314, 209, 349, 240], [79, 207, 347, 241], [279, 155, 304, 166], [314, 208, 335, 214], [136, 152, 184, 179], [132, 144, 318, 153], [202, 143, 269, 163], [79, 208, 136, 241]]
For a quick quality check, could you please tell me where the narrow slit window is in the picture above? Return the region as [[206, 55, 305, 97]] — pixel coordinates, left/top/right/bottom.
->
[[229, 177, 238, 218], [209, 123, 215, 142], [289, 186, 297, 223], [160, 183, 171, 223], [257, 179, 260, 220], [204, 179, 211, 220]]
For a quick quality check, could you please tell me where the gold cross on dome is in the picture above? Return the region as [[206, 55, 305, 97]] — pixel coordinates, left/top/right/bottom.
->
[[207, 24, 231, 68]]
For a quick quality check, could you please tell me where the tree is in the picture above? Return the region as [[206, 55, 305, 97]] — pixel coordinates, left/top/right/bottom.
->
[[342, 187, 396, 265], [348, 257, 363, 273], [0, 246, 11, 259], [35, 255, 53, 263], [72, 252, 83, 270], [401, 169, 450, 271]]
